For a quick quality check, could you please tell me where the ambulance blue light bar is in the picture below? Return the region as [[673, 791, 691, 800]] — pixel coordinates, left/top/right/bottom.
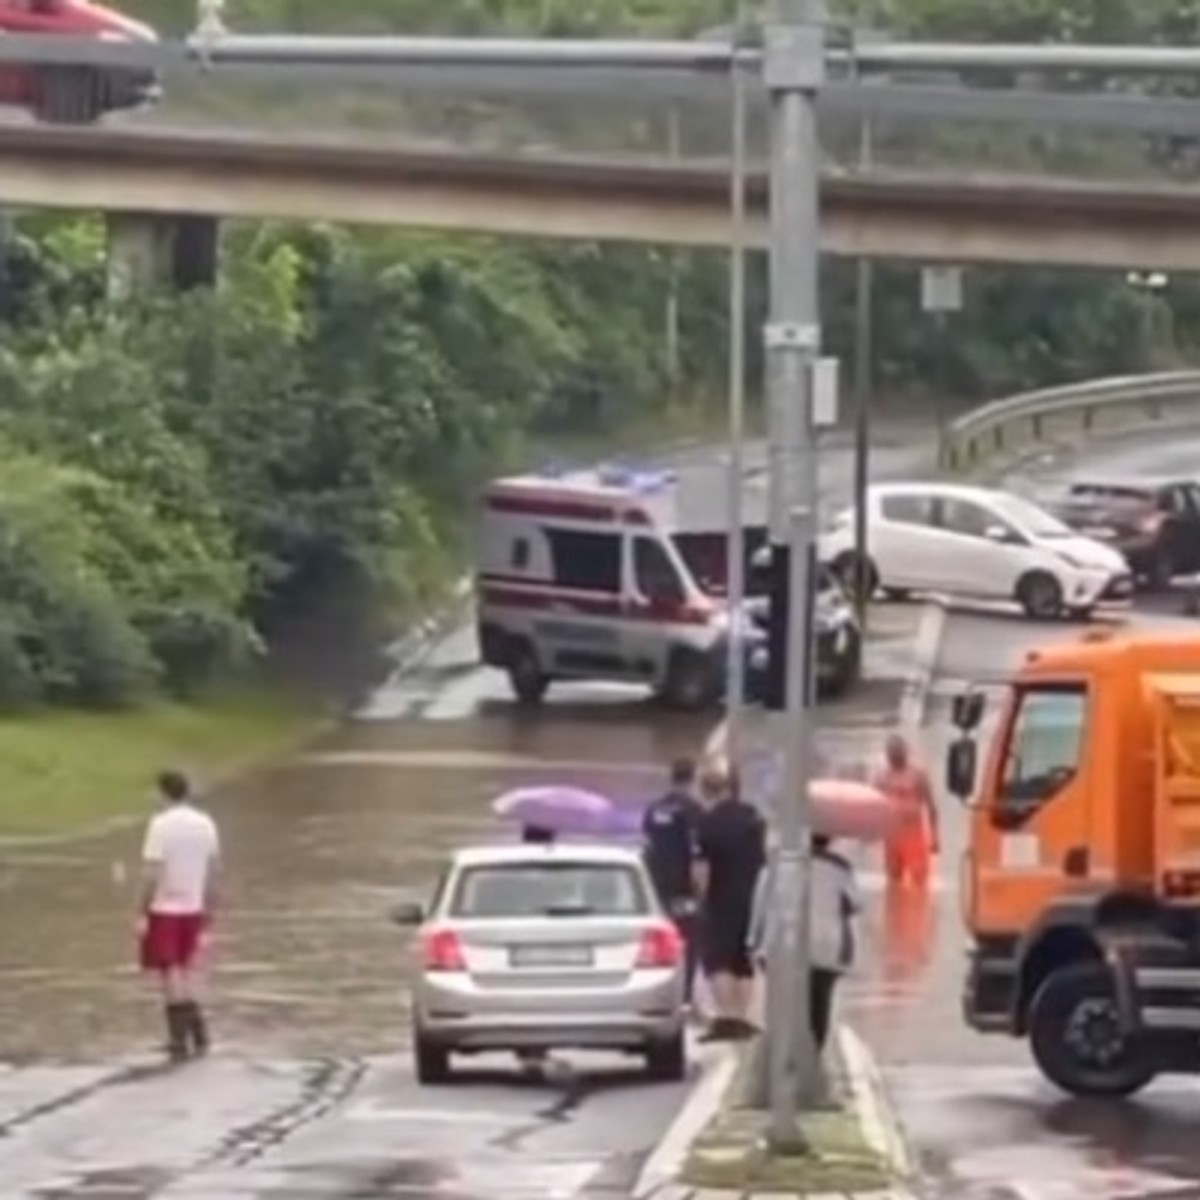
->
[[596, 465, 676, 491]]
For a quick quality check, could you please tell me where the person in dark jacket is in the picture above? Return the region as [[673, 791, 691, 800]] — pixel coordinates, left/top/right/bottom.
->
[[693, 759, 766, 1041], [642, 757, 704, 1006]]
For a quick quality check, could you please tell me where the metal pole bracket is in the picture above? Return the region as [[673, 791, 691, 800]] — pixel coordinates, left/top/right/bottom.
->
[[764, 23, 825, 93], [764, 320, 821, 351]]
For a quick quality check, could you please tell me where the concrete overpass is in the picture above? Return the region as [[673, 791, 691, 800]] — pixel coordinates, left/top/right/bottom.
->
[[4, 122, 1193, 286]]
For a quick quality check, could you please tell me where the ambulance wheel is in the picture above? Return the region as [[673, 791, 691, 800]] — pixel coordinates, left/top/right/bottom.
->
[[662, 648, 717, 712], [507, 642, 549, 706], [1028, 961, 1156, 1098]]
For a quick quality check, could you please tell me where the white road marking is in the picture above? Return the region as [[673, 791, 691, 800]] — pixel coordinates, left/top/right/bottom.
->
[[347, 1100, 513, 1124]]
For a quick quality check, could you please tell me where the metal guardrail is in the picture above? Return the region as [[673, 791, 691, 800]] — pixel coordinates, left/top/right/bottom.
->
[[939, 369, 1200, 472]]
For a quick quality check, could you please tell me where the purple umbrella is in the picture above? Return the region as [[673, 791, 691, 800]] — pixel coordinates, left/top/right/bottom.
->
[[492, 785, 615, 835]]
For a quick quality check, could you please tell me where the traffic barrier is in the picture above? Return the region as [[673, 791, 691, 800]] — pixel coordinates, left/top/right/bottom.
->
[[940, 369, 1200, 472]]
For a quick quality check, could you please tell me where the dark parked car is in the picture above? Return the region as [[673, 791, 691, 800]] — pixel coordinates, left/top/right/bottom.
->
[[742, 556, 862, 702], [1048, 477, 1200, 591]]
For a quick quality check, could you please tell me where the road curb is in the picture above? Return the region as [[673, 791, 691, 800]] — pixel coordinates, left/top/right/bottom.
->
[[632, 1044, 739, 1200], [837, 1024, 917, 1183], [634, 1028, 916, 1200]]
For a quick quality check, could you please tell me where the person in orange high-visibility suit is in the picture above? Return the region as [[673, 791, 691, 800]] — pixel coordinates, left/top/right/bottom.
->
[[873, 733, 939, 888]]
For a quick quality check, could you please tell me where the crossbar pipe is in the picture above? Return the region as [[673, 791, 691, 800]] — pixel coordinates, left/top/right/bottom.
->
[[13, 31, 1200, 79]]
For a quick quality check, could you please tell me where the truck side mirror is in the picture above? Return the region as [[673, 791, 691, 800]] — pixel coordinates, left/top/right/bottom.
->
[[946, 736, 977, 801], [951, 690, 985, 732]]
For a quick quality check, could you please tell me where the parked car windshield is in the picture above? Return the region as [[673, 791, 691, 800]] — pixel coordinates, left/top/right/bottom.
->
[[449, 862, 650, 918], [986, 492, 1073, 539]]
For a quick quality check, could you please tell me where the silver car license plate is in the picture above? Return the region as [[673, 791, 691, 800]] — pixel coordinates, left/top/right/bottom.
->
[[509, 944, 593, 968]]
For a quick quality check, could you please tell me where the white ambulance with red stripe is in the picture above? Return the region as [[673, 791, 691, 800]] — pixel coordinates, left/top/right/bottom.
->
[[476, 464, 755, 709]]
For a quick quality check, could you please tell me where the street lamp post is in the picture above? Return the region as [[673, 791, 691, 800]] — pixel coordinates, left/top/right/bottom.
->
[[920, 264, 964, 453], [850, 30, 887, 628], [850, 111, 874, 627], [763, 0, 825, 1150], [724, 35, 750, 759], [1127, 270, 1170, 368]]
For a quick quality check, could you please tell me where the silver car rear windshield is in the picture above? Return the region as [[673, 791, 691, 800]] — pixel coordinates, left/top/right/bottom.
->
[[449, 862, 651, 918]]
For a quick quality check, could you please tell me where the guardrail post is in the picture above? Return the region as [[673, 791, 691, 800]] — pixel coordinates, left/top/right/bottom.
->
[[1082, 406, 1094, 433], [1031, 413, 1042, 440]]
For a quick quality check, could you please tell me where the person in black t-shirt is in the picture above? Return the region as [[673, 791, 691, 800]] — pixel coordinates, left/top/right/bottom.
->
[[693, 759, 766, 1042], [642, 757, 704, 1004]]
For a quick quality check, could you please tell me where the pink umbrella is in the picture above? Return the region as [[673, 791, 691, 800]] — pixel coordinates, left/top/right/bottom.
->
[[810, 778, 898, 842], [492, 785, 615, 835]]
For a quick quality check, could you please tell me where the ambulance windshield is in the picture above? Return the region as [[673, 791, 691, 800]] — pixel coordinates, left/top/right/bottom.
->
[[672, 527, 769, 598]]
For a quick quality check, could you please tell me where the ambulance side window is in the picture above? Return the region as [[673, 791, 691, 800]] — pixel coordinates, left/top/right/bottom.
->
[[546, 529, 621, 593]]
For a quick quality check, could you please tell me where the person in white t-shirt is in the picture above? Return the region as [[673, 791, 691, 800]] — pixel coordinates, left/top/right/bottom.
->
[[747, 834, 860, 1052], [139, 770, 220, 1061]]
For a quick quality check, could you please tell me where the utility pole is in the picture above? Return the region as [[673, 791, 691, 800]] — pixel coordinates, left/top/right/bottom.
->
[[850, 110, 873, 627], [665, 106, 682, 400], [762, 0, 825, 1151], [724, 15, 750, 760], [920, 265, 964, 453], [850, 29, 885, 628]]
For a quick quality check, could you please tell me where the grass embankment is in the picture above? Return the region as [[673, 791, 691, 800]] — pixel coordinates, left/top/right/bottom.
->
[[0, 690, 319, 839], [683, 1050, 895, 1195]]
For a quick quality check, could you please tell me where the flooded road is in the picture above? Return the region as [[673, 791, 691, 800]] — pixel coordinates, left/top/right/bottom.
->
[[12, 422, 1200, 1199], [0, 687, 703, 1063], [0, 610, 925, 1200]]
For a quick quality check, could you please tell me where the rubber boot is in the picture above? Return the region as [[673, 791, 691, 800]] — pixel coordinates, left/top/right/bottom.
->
[[165, 1003, 190, 1062], [182, 1000, 210, 1057]]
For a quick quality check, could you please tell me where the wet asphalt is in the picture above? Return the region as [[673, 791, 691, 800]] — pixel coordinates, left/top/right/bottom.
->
[[6, 424, 1200, 1198]]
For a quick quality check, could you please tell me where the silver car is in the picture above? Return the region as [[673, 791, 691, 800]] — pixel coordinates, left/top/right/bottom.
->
[[392, 842, 687, 1084]]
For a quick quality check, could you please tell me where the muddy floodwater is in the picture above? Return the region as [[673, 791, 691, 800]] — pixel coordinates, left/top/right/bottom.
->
[[0, 685, 711, 1063]]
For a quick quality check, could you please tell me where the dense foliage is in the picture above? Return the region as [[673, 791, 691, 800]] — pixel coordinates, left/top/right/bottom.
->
[[0, 222, 733, 708], [5, 0, 1197, 710]]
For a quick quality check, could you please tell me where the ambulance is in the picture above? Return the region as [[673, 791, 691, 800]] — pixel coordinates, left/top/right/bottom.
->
[[475, 463, 762, 709]]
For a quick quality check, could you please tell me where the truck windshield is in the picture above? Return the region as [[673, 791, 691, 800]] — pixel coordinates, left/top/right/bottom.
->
[[998, 684, 1087, 817]]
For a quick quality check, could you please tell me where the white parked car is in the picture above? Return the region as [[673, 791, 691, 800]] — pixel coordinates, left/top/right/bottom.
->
[[819, 482, 1133, 619]]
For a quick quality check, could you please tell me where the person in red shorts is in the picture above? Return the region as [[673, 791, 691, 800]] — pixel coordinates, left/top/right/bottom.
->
[[874, 733, 939, 889], [139, 769, 220, 1061]]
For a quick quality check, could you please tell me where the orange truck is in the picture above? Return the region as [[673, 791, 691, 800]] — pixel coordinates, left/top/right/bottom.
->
[[948, 628, 1200, 1097]]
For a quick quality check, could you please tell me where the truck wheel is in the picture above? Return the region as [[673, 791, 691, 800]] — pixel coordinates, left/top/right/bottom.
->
[[1017, 571, 1064, 620], [413, 1029, 452, 1085], [662, 648, 717, 711], [507, 641, 549, 706], [644, 1030, 687, 1082], [1028, 962, 1156, 1098]]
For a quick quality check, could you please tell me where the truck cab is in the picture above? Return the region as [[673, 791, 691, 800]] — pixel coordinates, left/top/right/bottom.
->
[[949, 630, 1200, 1096]]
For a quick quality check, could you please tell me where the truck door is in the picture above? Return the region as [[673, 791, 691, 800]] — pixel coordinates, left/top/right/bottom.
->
[[972, 682, 1091, 930]]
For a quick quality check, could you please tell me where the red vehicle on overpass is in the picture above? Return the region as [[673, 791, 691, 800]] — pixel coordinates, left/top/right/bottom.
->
[[0, 0, 159, 123]]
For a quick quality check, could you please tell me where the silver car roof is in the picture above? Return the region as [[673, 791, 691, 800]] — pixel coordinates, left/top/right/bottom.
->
[[447, 841, 645, 870]]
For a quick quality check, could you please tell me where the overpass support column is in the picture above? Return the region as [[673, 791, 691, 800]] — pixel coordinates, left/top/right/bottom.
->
[[106, 211, 220, 298]]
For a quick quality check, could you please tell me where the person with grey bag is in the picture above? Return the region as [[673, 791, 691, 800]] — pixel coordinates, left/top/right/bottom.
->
[[747, 833, 860, 1051]]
